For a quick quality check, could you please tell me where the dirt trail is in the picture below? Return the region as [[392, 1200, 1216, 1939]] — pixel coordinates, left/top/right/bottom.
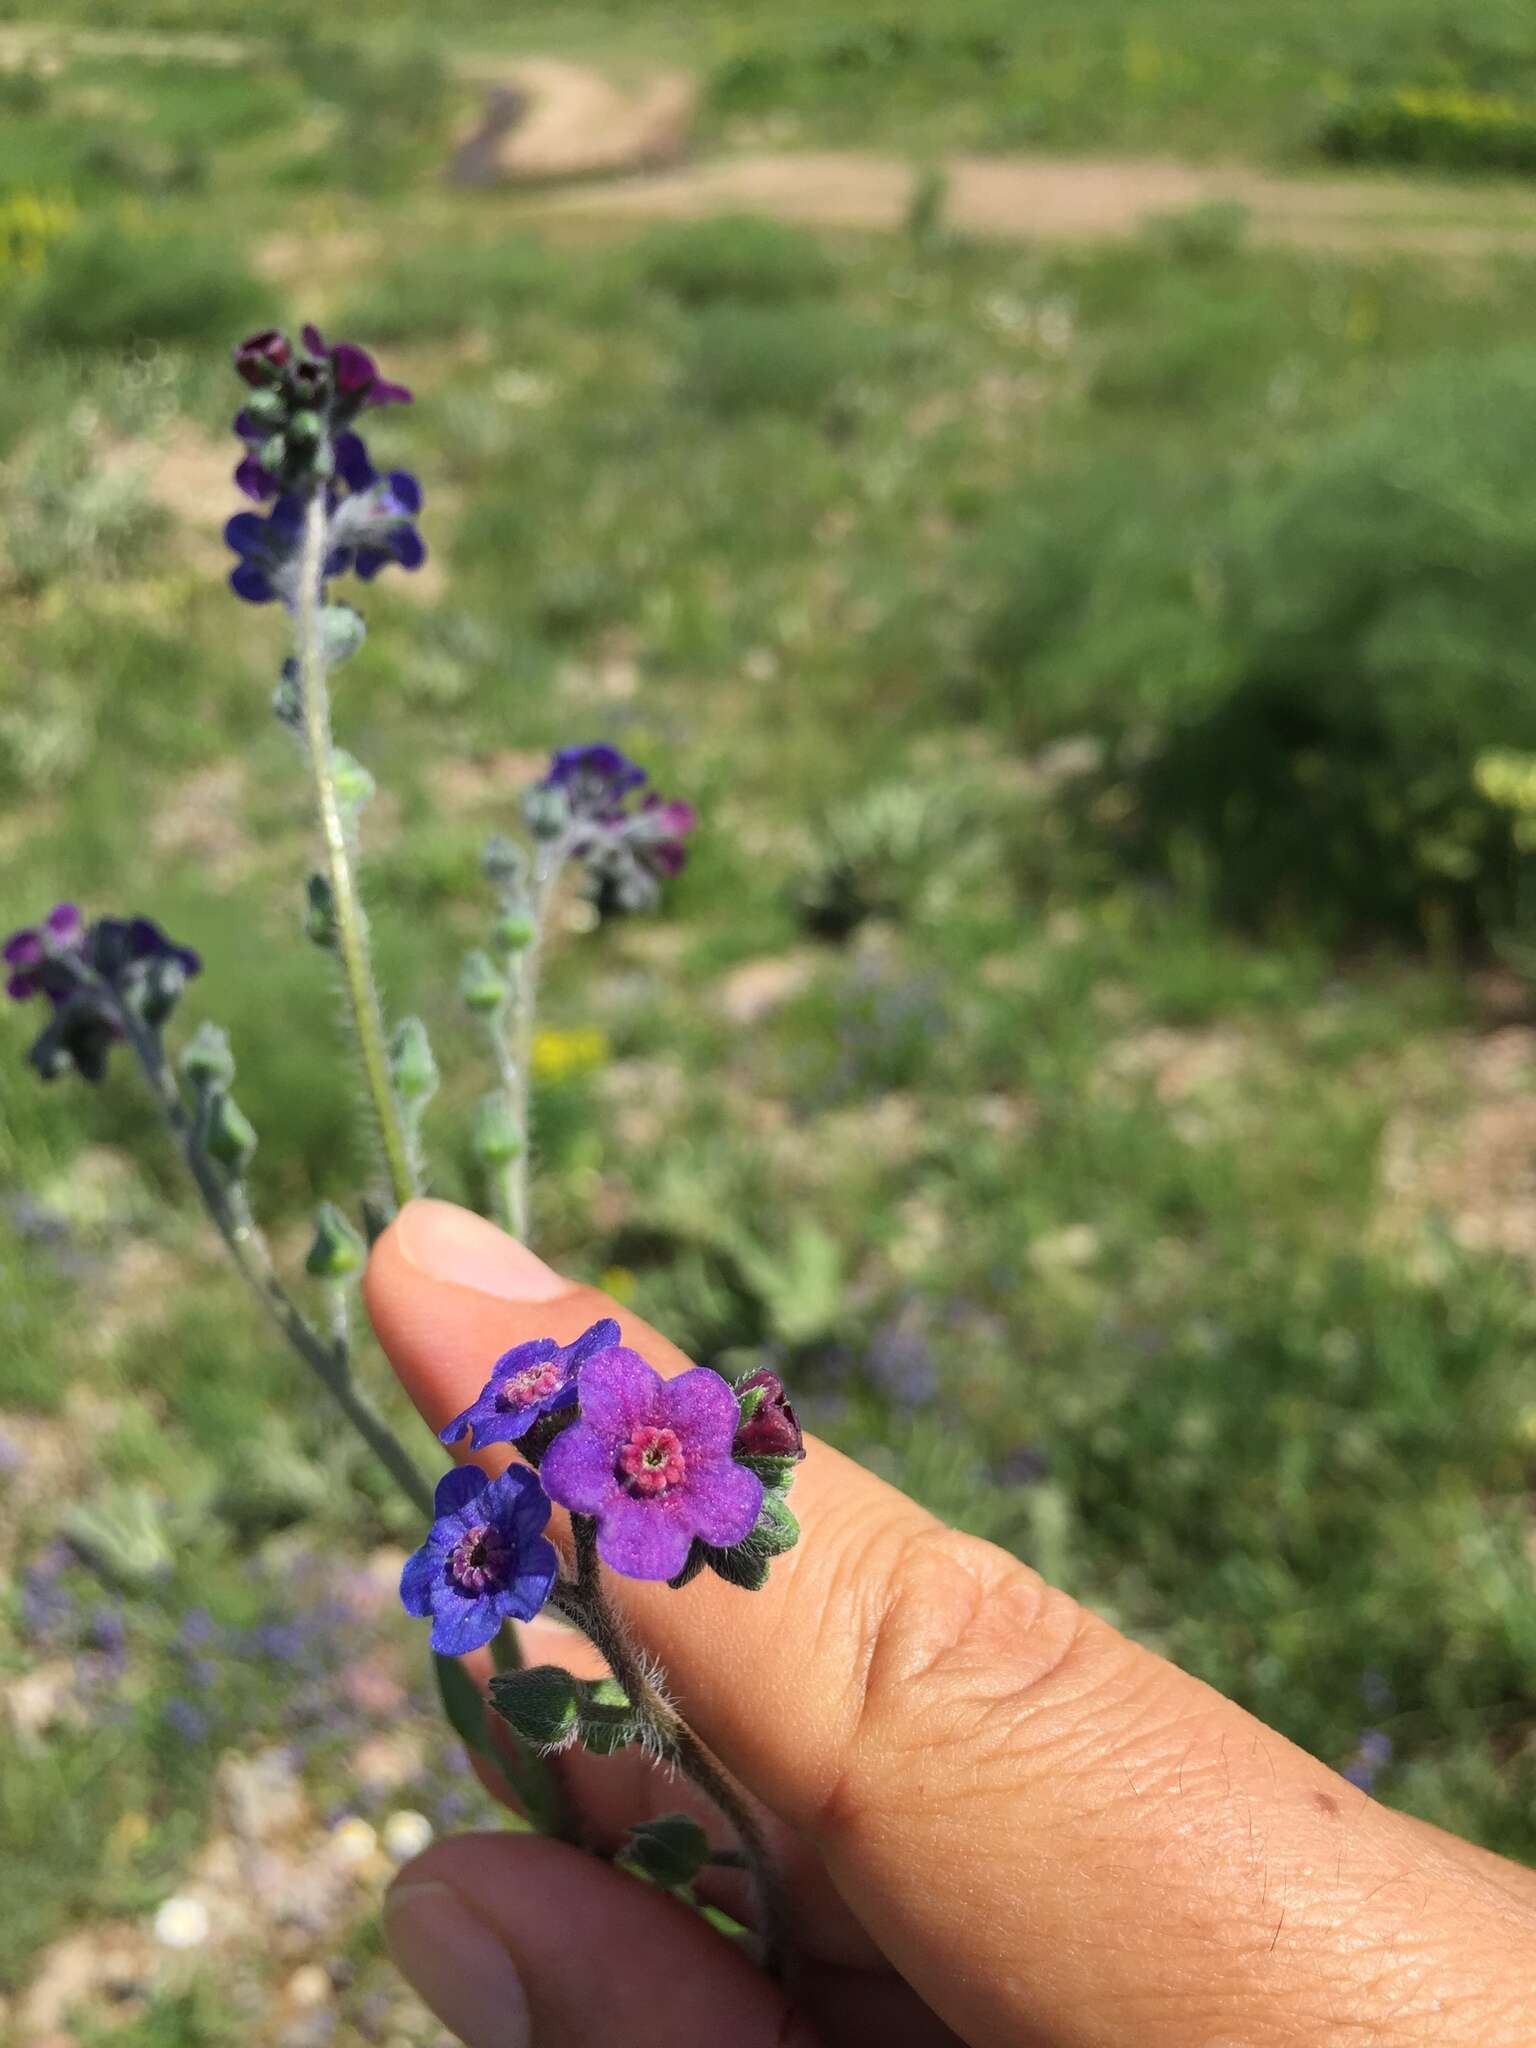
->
[[3, 22, 1534, 257], [534, 149, 1536, 258]]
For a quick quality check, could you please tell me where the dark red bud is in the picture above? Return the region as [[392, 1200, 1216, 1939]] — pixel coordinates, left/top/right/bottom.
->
[[733, 1369, 805, 1462], [234, 329, 292, 387]]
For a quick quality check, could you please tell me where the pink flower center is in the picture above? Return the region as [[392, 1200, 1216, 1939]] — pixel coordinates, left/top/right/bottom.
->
[[617, 1424, 686, 1498], [498, 1361, 563, 1409], [447, 1523, 511, 1595]]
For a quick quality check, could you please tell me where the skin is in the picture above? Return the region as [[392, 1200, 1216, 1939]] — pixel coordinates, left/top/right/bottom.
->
[[365, 1200, 1536, 2048]]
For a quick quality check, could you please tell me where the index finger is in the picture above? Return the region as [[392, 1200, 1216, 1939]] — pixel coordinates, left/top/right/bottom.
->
[[368, 1200, 1536, 2048]]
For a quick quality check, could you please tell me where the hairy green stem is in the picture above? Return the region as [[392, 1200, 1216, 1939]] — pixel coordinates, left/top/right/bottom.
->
[[295, 492, 417, 1212], [494, 841, 568, 1243], [120, 1005, 433, 1519], [561, 1520, 791, 1980]]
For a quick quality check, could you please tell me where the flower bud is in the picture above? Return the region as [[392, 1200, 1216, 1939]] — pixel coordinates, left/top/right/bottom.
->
[[732, 1368, 805, 1466], [287, 408, 323, 447], [481, 835, 526, 890], [137, 953, 189, 1027], [180, 1020, 236, 1092], [624, 1813, 711, 1889], [272, 662, 303, 729], [389, 1016, 438, 1104], [241, 385, 287, 427], [318, 604, 366, 667], [521, 785, 571, 841], [488, 1664, 581, 1748], [459, 949, 506, 1014], [305, 1200, 365, 1279], [233, 329, 291, 388], [304, 873, 336, 949], [471, 1092, 523, 1167], [202, 1090, 257, 1171], [329, 747, 375, 813], [492, 909, 537, 954]]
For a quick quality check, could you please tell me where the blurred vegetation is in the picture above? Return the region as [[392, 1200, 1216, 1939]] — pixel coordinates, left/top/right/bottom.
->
[[2, 3, 1536, 2035]]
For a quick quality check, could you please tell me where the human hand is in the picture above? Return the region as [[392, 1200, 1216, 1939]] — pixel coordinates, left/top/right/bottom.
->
[[366, 1200, 1536, 2048]]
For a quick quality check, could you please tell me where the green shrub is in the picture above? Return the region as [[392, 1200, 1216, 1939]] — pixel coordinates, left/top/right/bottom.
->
[[639, 214, 837, 307], [16, 224, 265, 352], [682, 304, 880, 416], [1123, 352, 1536, 940], [1320, 85, 1536, 174]]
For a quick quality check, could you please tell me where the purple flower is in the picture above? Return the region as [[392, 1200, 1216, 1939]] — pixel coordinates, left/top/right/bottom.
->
[[439, 1318, 619, 1452], [542, 744, 648, 818], [6, 907, 201, 1082], [1341, 1728, 1394, 1793], [300, 325, 413, 414], [226, 439, 423, 603], [532, 746, 697, 912], [225, 495, 308, 603], [540, 1347, 763, 1581], [400, 1464, 558, 1655], [732, 1368, 806, 1464], [4, 902, 84, 1002], [326, 433, 426, 581]]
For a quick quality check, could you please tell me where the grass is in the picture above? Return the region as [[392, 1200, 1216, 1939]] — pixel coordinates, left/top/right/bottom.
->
[[3, 11, 1536, 2039]]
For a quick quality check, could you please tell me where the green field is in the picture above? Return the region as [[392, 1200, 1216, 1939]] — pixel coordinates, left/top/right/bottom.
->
[[5, 8, 1536, 2042]]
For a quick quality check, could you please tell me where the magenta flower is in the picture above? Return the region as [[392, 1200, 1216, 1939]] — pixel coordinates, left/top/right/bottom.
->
[[300, 325, 412, 414], [540, 1347, 763, 1581], [438, 1318, 620, 1452], [399, 1465, 557, 1656]]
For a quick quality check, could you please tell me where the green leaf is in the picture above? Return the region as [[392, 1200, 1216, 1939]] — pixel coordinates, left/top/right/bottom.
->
[[434, 1650, 492, 1758]]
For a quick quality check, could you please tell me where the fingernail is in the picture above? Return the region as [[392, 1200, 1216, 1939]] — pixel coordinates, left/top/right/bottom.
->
[[386, 1880, 531, 2048], [395, 1199, 567, 1302]]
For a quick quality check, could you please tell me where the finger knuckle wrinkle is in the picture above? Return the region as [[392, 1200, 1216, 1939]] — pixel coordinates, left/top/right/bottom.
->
[[817, 1524, 1093, 1833]]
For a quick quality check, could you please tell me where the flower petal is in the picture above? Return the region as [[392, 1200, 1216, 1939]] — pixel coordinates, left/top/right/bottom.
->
[[595, 1495, 694, 1582], [500, 1535, 559, 1622], [428, 1593, 502, 1657], [685, 1455, 763, 1551], [433, 1465, 489, 1517], [539, 1420, 620, 1516], [399, 1542, 444, 1617], [658, 1366, 740, 1458], [571, 1346, 662, 1442]]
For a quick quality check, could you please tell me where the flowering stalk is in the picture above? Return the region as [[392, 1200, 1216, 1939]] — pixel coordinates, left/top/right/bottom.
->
[[294, 492, 418, 1212], [492, 837, 568, 1240], [115, 997, 433, 1519], [555, 1517, 791, 1979]]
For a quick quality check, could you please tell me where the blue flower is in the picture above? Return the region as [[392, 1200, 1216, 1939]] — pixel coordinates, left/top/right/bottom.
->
[[224, 496, 308, 604], [225, 438, 424, 605], [542, 745, 648, 819], [326, 433, 426, 581], [6, 907, 201, 1082], [439, 1318, 619, 1453], [399, 1465, 558, 1655]]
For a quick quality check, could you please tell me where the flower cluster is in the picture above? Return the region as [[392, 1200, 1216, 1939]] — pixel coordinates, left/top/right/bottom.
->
[[400, 1326, 803, 1652], [526, 744, 697, 913], [224, 326, 425, 606], [4, 902, 200, 1080]]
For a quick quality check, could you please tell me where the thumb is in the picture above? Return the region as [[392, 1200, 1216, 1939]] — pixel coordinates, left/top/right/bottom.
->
[[368, 1201, 1536, 2048], [384, 1833, 820, 2047]]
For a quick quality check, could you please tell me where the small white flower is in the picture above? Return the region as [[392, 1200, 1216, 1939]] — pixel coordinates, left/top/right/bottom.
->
[[382, 1809, 435, 1862], [330, 1815, 378, 1866], [153, 1895, 209, 1950]]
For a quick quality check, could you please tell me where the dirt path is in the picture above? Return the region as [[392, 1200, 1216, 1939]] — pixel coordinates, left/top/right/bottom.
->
[[3, 21, 1534, 257], [533, 149, 1536, 258]]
